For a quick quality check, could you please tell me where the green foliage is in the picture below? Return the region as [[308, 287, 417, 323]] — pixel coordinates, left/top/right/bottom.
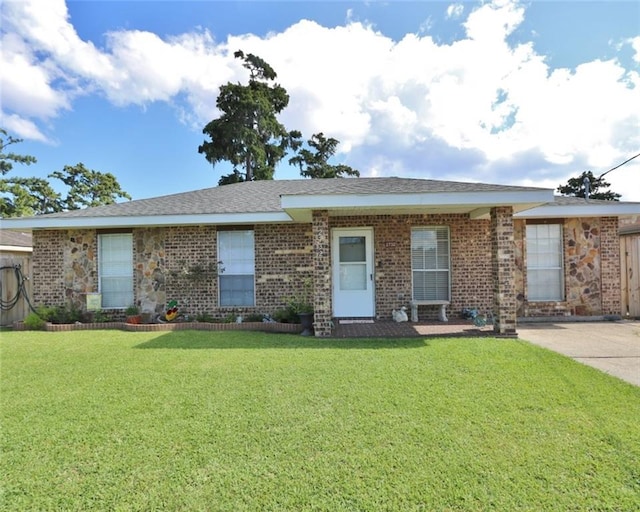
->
[[557, 170, 621, 201], [272, 307, 297, 323], [198, 51, 301, 184], [49, 163, 131, 209], [2, 332, 639, 510], [0, 129, 132, 218], [287, 277, 314, 318], [290, 132, 360, 179], [22, 312, 46, 330], [36, 304, 81, 324], [93, 310, 110, 323], [125, 304, 139, 316], [0, 128, 36, 175], [195, 312, 217, 323]]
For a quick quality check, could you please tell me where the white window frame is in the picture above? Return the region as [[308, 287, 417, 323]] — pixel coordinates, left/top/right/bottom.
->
[[526, 224, 564, 302], [411, 226, 451, 302], [98, 233, 134, 309], [217, 230, 255, 307]]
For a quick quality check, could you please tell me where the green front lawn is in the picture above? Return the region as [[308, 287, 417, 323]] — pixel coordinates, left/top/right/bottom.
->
[[1, 331, 639, 511]]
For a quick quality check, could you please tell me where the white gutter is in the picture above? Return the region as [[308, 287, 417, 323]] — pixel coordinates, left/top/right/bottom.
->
[[0, 245, 32, 252], [0, 211, 294, 230], [515, 202, 640, 218]]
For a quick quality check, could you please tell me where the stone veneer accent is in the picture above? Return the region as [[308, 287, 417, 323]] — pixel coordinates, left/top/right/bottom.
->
[[515, 217, 621, 317], [134, 228, 166, 314], [32, 229, 99, 311], [490, 207, 517, 334]]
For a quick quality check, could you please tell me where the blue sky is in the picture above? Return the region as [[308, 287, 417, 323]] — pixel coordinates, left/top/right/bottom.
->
[[2, 0, 639, 202]]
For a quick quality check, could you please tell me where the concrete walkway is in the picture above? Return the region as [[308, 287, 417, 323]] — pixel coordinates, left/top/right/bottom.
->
[[517, 321, 640, 386]]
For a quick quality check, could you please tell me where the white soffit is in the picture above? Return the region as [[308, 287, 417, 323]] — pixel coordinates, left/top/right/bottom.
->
[[516, 202, 640, 218], [281, 190, 554, 221]]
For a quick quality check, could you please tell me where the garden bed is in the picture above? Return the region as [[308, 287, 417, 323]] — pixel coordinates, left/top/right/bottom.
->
[[13, 320, 303, 334]]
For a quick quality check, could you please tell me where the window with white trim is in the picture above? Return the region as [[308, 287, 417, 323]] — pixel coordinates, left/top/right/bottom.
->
[[98, 233, 134, 308], [526, 224, 564, 301], [411, 227, 450, 301], [218, 230, 255, 306]]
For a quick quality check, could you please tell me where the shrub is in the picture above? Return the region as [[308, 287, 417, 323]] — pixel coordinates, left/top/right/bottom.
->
[[272, 307, 297, 323], [23, 312, 46, 330], [243, 313, 265, 322], [36, 304, 82, 324], [195, 312, 217, 323]]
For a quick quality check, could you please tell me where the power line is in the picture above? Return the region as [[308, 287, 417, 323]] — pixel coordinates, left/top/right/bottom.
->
[[598, 152, 640, 179]]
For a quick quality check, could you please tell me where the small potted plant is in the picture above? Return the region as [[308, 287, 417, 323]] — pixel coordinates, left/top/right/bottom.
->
[[125, 304, 142, 324], [289, 278, 314, 336]]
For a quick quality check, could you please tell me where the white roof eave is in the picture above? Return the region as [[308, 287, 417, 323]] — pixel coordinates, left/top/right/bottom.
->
[[0, 212, 294, 230], [515, 202, 640, 218]]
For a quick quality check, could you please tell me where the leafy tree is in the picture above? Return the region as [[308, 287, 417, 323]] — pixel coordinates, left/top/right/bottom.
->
[[557, 171, 621, 201], [0, 129, 131, 217], [290, 132, 360, 179], [198, 50, 301, 185], [0, 177, 61, 217], [50, 163, 131, 209], [0, 128, 36, 175]]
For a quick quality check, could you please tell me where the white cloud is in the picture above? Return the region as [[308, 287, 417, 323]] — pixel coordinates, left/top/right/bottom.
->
[[446, 4, 464, 20], [630, 36, 640, 63], [2, 0, 639, 200]]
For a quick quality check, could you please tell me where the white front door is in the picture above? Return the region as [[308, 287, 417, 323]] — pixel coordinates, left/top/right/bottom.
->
[[332, 228, 375, 317]]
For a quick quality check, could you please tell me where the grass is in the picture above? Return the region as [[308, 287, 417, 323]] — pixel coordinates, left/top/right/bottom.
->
[[1, 331, 639, 511]]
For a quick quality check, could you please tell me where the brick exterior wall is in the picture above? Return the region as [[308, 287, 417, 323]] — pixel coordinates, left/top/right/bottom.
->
[[32, 230, 66, 307], [600, 217, 621, 315], [491, 207, 517, 334], [312, 211, 332, 337], [330, 214, 494, 320], [29, 212, 622, 331]]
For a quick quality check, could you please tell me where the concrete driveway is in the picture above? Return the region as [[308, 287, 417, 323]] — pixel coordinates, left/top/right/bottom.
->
[[518, 320, 640, 386]]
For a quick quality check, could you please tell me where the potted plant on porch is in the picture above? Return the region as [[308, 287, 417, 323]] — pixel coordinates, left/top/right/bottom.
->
[[125, 304, 142, 324], [289, 278, 314, 336]]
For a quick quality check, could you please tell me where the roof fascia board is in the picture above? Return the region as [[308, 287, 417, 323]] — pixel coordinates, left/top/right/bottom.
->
[[281, 190, 554, 210], [0, 212, 293, 230], [0, 245, 32, 252], [516, 203, 640, 218]]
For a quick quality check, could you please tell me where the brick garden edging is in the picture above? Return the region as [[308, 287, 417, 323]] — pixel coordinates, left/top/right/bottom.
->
[[13, 321, 303, 334]]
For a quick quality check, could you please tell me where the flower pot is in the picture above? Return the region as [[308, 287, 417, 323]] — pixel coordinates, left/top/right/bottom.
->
[[299, 312, 314, 336], [126, 315, 142, 324]]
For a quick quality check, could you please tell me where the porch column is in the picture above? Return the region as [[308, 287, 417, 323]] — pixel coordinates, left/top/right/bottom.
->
[[312, 210, 332, 337], [491, 206, 517, 335]]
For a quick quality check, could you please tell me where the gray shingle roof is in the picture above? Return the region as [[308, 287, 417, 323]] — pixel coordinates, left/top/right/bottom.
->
[[30, 177, 549, 219]]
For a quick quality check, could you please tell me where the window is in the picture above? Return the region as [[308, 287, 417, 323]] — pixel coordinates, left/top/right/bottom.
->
[[526, 224, 564, 301], [98, 233, 133, 308], [218, 230, 255, 306], [411, 227, 450, 301]]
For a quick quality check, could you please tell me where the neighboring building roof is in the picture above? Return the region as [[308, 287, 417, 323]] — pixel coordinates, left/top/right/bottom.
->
[[1, 177, 638, 230], [0, 230, 32, 252]]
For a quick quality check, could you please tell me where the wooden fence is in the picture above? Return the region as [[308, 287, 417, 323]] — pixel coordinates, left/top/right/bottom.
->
[[0, 254, 33, 326], [621, 233, 640, 318]]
